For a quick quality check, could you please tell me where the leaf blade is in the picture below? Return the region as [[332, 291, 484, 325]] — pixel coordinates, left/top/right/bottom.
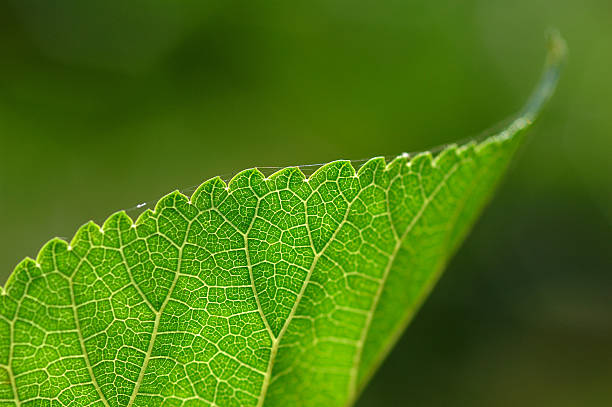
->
[[0, 33, 565, 407]]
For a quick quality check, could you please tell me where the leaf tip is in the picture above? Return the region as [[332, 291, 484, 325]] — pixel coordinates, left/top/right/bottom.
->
[[545, 29, 568, 69]]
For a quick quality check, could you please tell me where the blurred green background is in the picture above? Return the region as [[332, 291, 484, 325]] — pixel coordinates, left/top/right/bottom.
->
[[1, 0, 610, 405]]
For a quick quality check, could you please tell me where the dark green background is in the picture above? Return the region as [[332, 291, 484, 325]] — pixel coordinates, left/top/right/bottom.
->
[[1, 1, 610, 405]]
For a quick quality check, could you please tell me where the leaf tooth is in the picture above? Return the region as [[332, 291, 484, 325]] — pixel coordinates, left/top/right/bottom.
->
[[432, 145, 461, 172], [306, 159, 353, 187], [1, 257, 35, 301], [266, 166, 305, 187], [102, 210, 133, 231], [386, 154, 409, 174], [409, 150, 434, 173], [134, 208, 155, 227], [65, 221, 95, 257], [357, 156, 385, 174], [153, 190, 190, 214], [353, 157, 388, 189], [191, 176, 229, 210], [33, 237, 67, 275], [226, 167, 266, 195]]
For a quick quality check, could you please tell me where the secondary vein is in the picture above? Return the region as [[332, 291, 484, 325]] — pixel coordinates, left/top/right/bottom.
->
[[347, 160, 461, 404]]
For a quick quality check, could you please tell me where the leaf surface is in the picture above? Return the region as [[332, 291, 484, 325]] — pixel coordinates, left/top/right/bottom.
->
[[0, 35, 565, 407]]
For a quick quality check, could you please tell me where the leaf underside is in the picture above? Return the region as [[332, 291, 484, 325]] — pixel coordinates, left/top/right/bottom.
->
[[0, 35, 564, 407]]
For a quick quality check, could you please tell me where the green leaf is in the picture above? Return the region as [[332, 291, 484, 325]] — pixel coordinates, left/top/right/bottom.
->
[[0, 34, 565, 407]]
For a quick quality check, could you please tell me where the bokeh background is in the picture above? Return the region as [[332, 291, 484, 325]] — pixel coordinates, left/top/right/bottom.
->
[[1, 1, 610, 406]]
